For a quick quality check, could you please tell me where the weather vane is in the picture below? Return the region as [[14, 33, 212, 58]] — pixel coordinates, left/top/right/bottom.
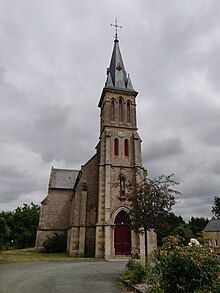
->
[[110, 18, 122, 40]]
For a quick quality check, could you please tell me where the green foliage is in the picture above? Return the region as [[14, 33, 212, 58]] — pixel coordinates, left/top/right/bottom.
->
[[172, 224, 193, 245], [128, 174, 181, 234], [144, 265, 163, 293], [0, 203, 40, 250], [157, 212, 185, 246], [0, 217, 10, 251], [120, 236, 220, 292], [43, 233, 67, 253], [212, 196, 220, 218], [128, 174, 181, 262], [157, 215, 209, 247], [121, 259, 147, 285], [196, 233, 209, 246], [152, 237, 220, 293], [188, 217, 209, 237], [12, 203, 40, 248]]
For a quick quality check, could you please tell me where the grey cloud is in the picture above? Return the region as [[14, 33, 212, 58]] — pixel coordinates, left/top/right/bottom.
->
[[143, 137, 183, 162], [198, 122, 220, 146], [0, 0, 220, 221], [211, 161, 220, 175], [174, 197, 212, 221], [0, 162, 47, 204]]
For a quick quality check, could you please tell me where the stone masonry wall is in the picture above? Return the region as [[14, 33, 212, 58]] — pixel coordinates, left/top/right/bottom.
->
[[35, 188, 73, 251]]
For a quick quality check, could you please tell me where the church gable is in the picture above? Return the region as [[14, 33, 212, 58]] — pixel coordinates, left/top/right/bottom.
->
[[35, 168, 79, 251], [40, 168, 79, 229]]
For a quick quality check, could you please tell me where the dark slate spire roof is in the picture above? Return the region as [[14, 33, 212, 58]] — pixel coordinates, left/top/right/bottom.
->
[[104, 38, 136, 92], [98, 36, 137, 108]]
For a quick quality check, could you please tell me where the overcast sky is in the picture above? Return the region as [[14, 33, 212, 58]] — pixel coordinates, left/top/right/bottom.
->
[[1, 0, 220, 221]]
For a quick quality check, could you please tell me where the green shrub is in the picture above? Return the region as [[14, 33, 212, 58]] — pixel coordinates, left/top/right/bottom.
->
[[43, 233, 67, 253], [153, 239, 220, 293], [120, 236, 220, 291], [121, 259, 147, 285]]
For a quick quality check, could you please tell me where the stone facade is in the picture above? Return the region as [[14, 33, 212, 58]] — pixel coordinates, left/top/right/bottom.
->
[[35, 36, 157, 260], [203, 219, 220, 248]]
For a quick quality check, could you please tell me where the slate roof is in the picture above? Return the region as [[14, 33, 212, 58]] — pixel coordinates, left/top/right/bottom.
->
[[49, 168, 79, 189], [98, 38, 138, 108], [203, 219, 220, 232], [105, 38, 136, 92]]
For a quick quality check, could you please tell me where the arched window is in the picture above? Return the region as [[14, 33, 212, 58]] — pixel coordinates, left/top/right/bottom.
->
[[119, 98, 123, 122], [111, 100, 115, 121], [115, 210, 129, 224], [127, 101, 131, 123], [124, 139, 129, 156], [114, 138, 119, 156]]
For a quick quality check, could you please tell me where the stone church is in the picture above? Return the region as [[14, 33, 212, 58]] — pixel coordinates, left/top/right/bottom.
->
[[35, 32, 156, 259]]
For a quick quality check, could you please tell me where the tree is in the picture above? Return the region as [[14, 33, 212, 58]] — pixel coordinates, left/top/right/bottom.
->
[[128, 174, 181, 262], [0, 217, 10, 251], [211, 196, 220, 218], [13, 203, 40, 248], [172, 224, 193, 245], [0, 211, 14, 250], [187, 217, 209, 237], [0, 203, 40, 250], [157, 212, 185, 246]]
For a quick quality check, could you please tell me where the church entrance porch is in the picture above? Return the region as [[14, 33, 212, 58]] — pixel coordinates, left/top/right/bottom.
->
[[114, 210, 131, 256]]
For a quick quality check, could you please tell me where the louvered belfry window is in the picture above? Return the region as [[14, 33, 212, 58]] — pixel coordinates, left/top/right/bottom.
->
[[127, 102, 131, 123], [119, 98, 123, 122], [111, 100, 115, 121]]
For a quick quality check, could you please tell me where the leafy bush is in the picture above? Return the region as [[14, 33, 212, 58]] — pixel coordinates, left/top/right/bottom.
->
[[120, 236, 220, 292], [152, 236, 220, 293], [43, 233, 67, 253], [121, 259, 147, 285], [0, 203, 40, 250]]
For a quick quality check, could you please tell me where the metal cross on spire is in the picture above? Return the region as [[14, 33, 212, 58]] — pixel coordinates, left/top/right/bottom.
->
[[110, 18, 122, 40]]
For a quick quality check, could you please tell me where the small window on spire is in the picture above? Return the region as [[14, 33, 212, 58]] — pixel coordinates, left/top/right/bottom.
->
[[119, 98, 124, 122], [111, 100, 115, 121], [124, 139, 129, 156], [114, 138, 119, 156], [127, 101, 131, 123]]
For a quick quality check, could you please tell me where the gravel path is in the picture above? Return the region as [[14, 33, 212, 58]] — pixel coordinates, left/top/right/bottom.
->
[[0, 260, 127, 293]]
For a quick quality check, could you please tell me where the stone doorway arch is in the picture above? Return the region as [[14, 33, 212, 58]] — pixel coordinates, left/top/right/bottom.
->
[[114, 210, 131, 255]]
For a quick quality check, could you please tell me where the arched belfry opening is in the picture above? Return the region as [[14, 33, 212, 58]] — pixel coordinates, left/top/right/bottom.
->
[[114, 210, 131, 256]]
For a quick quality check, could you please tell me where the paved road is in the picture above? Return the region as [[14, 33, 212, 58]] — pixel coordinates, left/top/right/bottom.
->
[[0, 260, 127, 293]]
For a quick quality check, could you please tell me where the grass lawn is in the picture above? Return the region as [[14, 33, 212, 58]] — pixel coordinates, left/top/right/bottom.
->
[[0, 248, 92, 264]]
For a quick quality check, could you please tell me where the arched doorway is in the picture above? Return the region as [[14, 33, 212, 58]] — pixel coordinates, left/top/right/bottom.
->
[[114, 210, 131, 255]]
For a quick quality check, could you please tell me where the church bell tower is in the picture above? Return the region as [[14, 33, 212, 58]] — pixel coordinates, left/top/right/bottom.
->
[[95, 27, 147, 259]]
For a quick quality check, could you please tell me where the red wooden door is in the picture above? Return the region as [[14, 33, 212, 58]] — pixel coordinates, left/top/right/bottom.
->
[[114, 211, 131, 255], [114, 224, 131, 255]]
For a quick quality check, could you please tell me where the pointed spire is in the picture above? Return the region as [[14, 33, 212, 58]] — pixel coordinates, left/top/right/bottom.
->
[[127, 74, 134, 91], [105, 71, 113, 87], [104, 38, 136, 92]]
